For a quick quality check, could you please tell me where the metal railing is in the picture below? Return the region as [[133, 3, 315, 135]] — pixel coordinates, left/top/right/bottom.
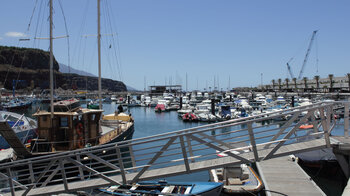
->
[[0, 101, 349, 195]]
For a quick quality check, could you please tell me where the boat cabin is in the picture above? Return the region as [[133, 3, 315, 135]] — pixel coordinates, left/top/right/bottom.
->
[[31, 99, 103, 153]]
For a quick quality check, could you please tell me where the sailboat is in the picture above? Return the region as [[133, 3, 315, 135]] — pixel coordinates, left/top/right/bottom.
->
[[0, 0, 134, 158]]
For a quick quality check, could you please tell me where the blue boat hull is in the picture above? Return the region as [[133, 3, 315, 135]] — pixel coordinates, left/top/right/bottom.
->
[[0, 128, 37, 149], [98, 181, 223, 196]]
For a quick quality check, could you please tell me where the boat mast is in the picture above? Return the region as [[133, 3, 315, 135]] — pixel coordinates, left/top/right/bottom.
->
[[49, 0, 54, 118], [97, 0, 102, 109]]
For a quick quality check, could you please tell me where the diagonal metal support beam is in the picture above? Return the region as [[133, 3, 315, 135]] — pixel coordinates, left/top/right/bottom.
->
[[131, 137, 177, 183], [265, 111, 301, 149], [65, 157, 122, 185], [198, 132, 237, 150], [247, 123, 259, 162], [263, 110, 313, 161], [40, 164, 60, 187], [22, 159, 58, 195], [59, 159, 68, 191], [189, 135, 251, 163], [87, 153, 121, 171], [0, 172, 27, 190]]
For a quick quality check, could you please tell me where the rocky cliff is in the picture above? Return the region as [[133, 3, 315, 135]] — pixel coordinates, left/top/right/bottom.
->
[[0, 46, 127, 92]]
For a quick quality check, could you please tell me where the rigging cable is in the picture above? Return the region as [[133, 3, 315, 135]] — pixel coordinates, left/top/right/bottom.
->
[[13, 0, 42, 92], [58, 0, 71, 74], [101, 3, 115, 80], [27, 0, 39, 32], [58, 0, 74, 93], [72, 0, 90, 72], [105, 0, 123, 81], [102, 2, 118, 81], [4, 0, 38, 89]]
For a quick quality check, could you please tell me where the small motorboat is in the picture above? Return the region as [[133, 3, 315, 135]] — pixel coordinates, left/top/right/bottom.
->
[[299, 124, 314, 129], [155, 104, 166, 112], [209, 164, 263, 195], [182, 113, 198, 122], [0, 111, 37, 149], [98, 180, 223, 196], [198, 113, 217, 122], [87, 100, 99, 109]]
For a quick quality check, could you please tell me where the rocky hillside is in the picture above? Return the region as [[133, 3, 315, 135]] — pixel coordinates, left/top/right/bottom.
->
[[0, 46, 126, 92]]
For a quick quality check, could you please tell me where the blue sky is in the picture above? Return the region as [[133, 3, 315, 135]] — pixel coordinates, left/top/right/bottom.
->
[[1, 0, 349, 91]]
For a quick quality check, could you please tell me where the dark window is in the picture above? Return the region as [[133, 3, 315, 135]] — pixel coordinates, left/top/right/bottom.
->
[[60, 117, 69, 127]]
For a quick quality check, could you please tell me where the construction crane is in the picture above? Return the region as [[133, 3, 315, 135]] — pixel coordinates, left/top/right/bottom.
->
[[286, 30, 318, 80]]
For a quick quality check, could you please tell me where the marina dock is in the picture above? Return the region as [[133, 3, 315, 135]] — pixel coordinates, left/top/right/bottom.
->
[[257, 156, 326, 196], [0, 101, 349, 195]]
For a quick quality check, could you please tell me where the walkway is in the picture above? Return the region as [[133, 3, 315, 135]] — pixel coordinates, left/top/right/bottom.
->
[[0, 101, 349, 195]]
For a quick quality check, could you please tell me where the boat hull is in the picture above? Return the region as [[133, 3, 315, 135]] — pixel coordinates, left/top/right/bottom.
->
[[98, 181, 223, 196], [0, 128, 37, 149]]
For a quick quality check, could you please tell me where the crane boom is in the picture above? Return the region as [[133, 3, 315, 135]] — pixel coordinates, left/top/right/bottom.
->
[[286, 63, 295, 79], [298, 30, 318, 80]]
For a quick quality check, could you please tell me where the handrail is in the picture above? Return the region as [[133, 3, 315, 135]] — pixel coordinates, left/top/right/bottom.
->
[[0, 101, 349, 195]]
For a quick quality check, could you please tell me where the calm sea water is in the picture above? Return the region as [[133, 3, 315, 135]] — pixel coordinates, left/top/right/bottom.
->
[[20, 101, 345, 195]]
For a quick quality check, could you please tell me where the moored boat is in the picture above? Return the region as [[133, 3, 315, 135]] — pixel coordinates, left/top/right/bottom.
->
[[155, 104, 166, 112], [28, 98, 134, 155], [98, 180, 223, 196], [182, 112, 198, 122], [209, 164, 263, 195], [0, 111, 37, 149]]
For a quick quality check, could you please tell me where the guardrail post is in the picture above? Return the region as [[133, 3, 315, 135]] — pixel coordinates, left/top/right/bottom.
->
[[7, 168, 15, 196], [345, 103, 349, 138], [127, 141, 137, 172], [29, 162, 35, 183], [179, 135, 190, 173], [116, 145, 127, 184], [186, 132, 195, 163], [320, 107, 331, 147], [247, 122, 259, 161], [76, 155, 84, 180]]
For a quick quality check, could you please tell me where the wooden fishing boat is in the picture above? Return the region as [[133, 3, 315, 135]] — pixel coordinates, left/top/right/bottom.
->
[[28, 98, 134, 155]]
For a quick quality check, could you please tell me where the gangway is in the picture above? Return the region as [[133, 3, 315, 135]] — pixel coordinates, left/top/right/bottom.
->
[[0, 101, 349, 195]]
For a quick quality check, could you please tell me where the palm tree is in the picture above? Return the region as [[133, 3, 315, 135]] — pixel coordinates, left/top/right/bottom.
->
[[278, 78, 282, 91], [292, 77, 297, 90], [303, 77, 308, 89], [271, 79, 276, 90], [328, 74, 334, 92], [347, 73, 350, 91], [314, 75, 320, 90], [285, 78, 290, 90]]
